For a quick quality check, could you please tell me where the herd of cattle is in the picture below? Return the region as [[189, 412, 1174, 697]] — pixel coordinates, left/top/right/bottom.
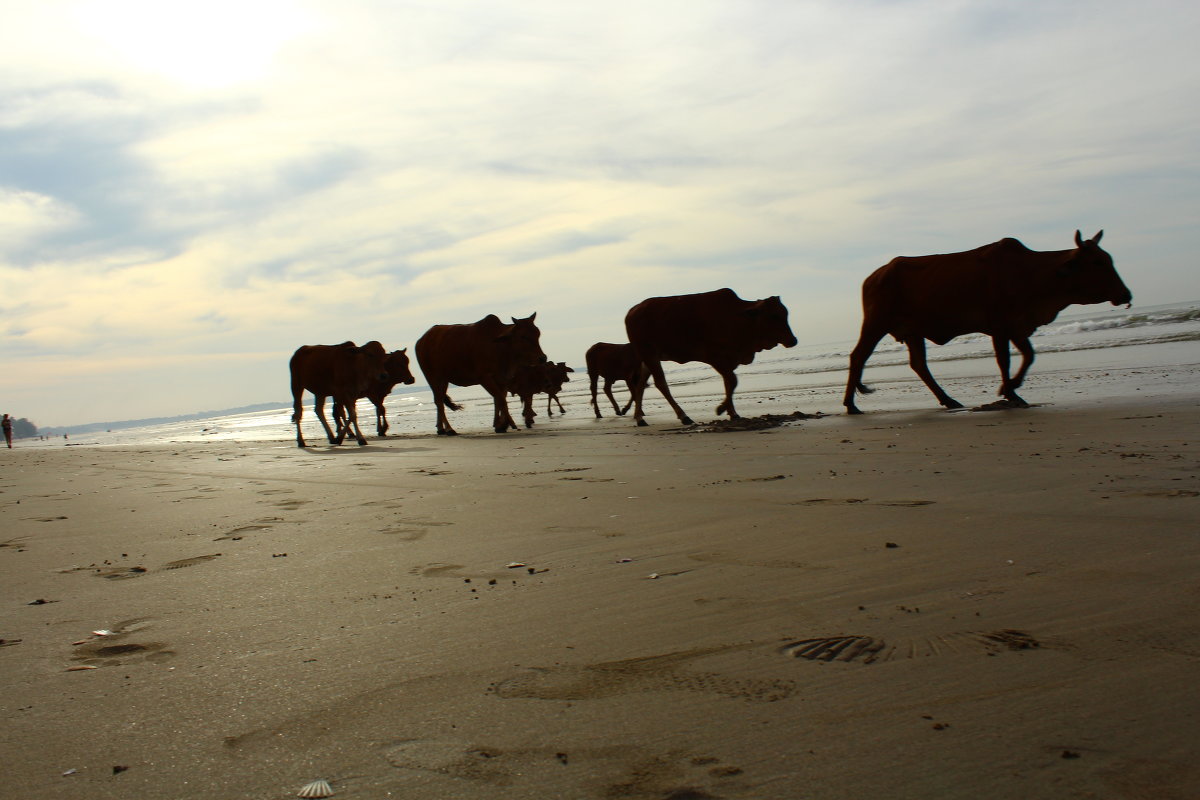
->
[[289, 230, 1133, 447]]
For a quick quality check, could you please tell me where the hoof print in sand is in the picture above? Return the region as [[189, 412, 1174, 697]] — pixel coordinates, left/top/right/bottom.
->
[[781, 629, 1042, 664]]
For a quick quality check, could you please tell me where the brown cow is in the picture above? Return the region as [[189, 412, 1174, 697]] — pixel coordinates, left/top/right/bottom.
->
[[290, 341, 390, 447], [585, 342, 639, 418], [332, 348, 417, 437], [625, 288, 797, 427], [415, 314, 546, 435], [508, 361, 574, 428], [844, 230, 1133, 414]]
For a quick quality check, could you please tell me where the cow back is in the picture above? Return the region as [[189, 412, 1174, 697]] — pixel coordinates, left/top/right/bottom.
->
[[862, 233, 1131, 343], [416, 313, 545, 388], [626, 288, 796, 367]]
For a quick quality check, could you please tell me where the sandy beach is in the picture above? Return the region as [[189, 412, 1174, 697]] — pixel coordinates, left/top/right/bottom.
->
[[2, 363, 1198, 799]]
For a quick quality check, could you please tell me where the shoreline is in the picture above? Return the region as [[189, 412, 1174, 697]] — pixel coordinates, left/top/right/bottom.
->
[[2, 382, 1198, 798]]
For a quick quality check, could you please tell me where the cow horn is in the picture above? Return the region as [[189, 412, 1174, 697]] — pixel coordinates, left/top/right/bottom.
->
[[1092, 229, 1104, 244], [1074, 230, 1084, 247]]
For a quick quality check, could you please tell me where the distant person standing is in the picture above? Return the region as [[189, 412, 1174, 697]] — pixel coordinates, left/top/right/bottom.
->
[[2, 414, 12, 448]]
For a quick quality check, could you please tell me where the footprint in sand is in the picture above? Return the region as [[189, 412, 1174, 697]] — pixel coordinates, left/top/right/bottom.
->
[[492, 645, 796, 703], [794, 498, 935, 506], [380, 519, 453, 541], [380, 738, 746, 797], [160, 553, 222, 570], [61, 553, 222, 579], [70, 618, 176, 667], [382, 740, 513, 785], [216, 525, 274, 544], [779, 629, 1044, 664], [273, 499, 310, 510], [688, 552, 825, 570], [1122, 489, 1198, 499]]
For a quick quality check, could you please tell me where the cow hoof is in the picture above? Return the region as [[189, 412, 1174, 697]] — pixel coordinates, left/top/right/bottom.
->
[[437, 429, 458, 436], [845, 406, 863, 415], [636, 419, 648, 427], [680, 416, 695, 425], [942, 399, 964, 410]]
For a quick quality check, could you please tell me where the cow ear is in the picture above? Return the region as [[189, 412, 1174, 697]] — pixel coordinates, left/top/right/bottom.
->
[[399, 347, 407, 354], [1074, 230, 1084, 247], [1091, 230, 1103, 244]]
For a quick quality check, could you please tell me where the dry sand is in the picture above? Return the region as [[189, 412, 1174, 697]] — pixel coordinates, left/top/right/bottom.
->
[[2, 377, 1198, 799]]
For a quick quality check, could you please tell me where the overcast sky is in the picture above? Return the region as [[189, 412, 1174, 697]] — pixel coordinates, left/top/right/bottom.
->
[[2, 0, 1197, 427]]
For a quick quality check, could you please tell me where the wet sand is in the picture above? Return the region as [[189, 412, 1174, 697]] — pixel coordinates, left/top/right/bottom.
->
[[1, 370, 1198, 799]]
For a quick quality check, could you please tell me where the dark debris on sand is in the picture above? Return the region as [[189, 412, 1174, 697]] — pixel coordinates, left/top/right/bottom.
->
[[679, 411, 824, 433]]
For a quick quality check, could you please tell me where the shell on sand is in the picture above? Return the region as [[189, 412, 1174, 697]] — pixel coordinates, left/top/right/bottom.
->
[[297, 779, 333, 798]]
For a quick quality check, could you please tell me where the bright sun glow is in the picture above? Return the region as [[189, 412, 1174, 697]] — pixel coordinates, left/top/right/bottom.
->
[[74, 0, 317, 89]]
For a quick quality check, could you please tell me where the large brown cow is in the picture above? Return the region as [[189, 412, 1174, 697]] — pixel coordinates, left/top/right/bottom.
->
[[415, 314, 546, 435], [624, 288, 798, 427], [332, 348, 417, 437], [508, 361, 574, 428], [844, 230, 1133, 414], [585, 342, 640, 418], [290, 341, 390, 448]]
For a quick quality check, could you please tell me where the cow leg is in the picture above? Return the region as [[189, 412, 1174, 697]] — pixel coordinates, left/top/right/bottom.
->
[[522, 393, 536, 428], [907, 339, 962, 409], [331, 401, 347, 440], [630, 364, 651, 426], [551, 394, 566, 414], [603, 379, 621, 416], [486, 383, 517, 433], [429, 380, 457, 435], [1011, 336, 1035, 389], [315, 396, 340, 443], [338, 398, 369, 445], [375, 401, 389, 436], [291, 387, 308, 448], [590, 373, 603, 418], [618, 379, 634, 415], [999, 336, 1033, 407], [714, 368, 740, 418], [638, 359, 694, 427], [844, 326, 885, 414]]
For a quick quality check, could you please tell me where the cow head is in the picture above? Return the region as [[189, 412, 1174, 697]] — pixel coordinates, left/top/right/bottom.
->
[[551, 361, 573, 387], [1062, 230, 1132, 308], [385, 348, 416, 385], [352, 340, 391, 391], [498, 313, 547, 366], [745, 296, 799, 350]]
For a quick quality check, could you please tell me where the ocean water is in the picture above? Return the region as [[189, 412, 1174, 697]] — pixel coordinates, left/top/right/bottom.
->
[[28, 300, 1200, 447]]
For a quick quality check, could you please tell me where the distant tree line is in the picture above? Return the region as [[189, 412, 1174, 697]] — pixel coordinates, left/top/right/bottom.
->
[[7, 417, 38, 439]]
